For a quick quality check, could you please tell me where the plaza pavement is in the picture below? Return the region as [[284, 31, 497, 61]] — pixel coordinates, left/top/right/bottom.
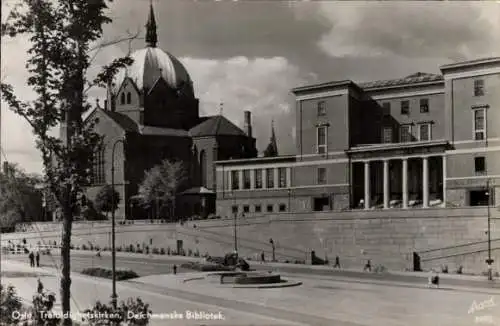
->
[[2, 257, 500, 326]]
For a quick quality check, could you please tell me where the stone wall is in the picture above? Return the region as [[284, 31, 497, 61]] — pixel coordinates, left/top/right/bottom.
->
[[3, 207, 499, 274]]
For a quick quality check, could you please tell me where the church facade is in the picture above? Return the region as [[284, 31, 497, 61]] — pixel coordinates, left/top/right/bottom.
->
[[77, 4, 257, 220], [215, 57, 500, 218]]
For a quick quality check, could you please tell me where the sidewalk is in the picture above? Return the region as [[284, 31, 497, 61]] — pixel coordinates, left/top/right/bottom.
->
[[64, 249, 495, 283], [0, 259, 305, 326]]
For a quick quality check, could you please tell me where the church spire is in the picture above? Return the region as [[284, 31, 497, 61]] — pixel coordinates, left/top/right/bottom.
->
[[145, 0, 158, 48], [263, 119, 278, 157]]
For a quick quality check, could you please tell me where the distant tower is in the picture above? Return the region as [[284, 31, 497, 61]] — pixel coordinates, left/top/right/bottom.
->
[[243, 111, 252, 138], [263, 120, 278, 157]]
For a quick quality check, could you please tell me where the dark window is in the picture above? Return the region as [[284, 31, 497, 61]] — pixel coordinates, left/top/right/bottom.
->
[[232, 205, 238, 214], [243, 205, 250, 213], [243, 170, 251, 189], [400, 125, 412, 142], [382, 126, 393, 143], [317, 168, 326, 184], [266, 204, 273, 212], [469, 189, 492, 206], [317, 126, 327, 154], [91, 150, 105, 185], [231, 171, 239, 190], [279, 204, 286, 212], [474, 109, 486, 140], [255, 169, 263, 189], [266, 168, 274, 188], [420, 98, 429, 113], [255, 205, 261, 213], [199, 150, 207, 187], [475, 156, 486, 173], [419, 124, 431, 141], [317, 101, 326, 116], [474, 79, 484, 97], [120, 93, 125, 105], [126, 92, 131, 104], [278, 168, 286, 188], [382, 102, 391, 116], [400, 100, 410, 115]]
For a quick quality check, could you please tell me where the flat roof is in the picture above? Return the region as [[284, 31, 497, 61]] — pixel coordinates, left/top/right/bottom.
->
[[440, 57, 500, 71], [291, 80, 357, 94], [215, 155, 297, 165]]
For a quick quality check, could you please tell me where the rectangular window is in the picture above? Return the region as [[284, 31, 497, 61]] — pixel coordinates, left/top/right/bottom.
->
[[232, 205, 238, 214], [255, 169, 262, 189], [473, 108, 486, 140], [243, 205, 250, 213], [420, 98, 429, 113], [400, 100, 410, 115], [266, 204, 273, 213], [278, 168, 286, 188], [266, 168, 274, 188], [400, 125, 412, 142], [317, 126, 327, 154], [475, 156, 486, 174], [255, 205, 261, 213], [317, 101, 326, 116], [317, 167, 326, 184], [382, 126, 393, 144], [418, 123, 431, 141], [92, 150, 105, 185], [474, 79, 484, 97], [231, 170, 239, 190], [243, 170, 251, 189], [279, 204, 286, 212], [382, 102, 391, 115]]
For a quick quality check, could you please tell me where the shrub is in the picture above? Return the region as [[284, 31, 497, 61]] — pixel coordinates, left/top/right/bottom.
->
[[136, 248, 143, 254], [116, 246, 122, 252], [441, 265, 449, 273], [194, 249, 200, 257], [0, 284, 23, 325], [129, 244, 135, 253], [81, 268, 139, 281], [83, 298, 151, 326], [30, 280, 60, 326], [152, 248, 159, 254], [82, 244, 88, 251], [188, 249, 193, 256], [160, 248, 165, 255], [95, 245, 100, 251], [167, 247, 171, 255], [456, 265, 463, 274], [374, 265, 387, 273], [145, 246, 149, 254], [69, 244, 74, 250], [75, 246, 80, 250]]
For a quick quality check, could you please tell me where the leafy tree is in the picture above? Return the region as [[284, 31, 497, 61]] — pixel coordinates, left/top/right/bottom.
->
[[94, 184, 120, 219], [0, 162, 44, 229], [81, 199, 107, 221], [138, 159, 187, 220], [1, 1, 135, 324], [0, 284, 23, 325], [83, 298, 151, 326]]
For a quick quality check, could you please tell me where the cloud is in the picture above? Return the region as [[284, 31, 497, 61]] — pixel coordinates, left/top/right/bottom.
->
[[308, 2, 500, 60], [182, 56, 311, 156]]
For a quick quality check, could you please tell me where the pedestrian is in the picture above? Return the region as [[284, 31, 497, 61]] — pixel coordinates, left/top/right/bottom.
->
[[363, 259, 372, 272], [334, 256, 341, 269], [28, 251, 34, 267], [173, 264, 177, 275], [35, 250, 40, 267], [261, 251, 265, 263]]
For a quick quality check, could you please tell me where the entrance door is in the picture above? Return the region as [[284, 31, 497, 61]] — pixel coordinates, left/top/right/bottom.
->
[[313, 197, 330, 211]]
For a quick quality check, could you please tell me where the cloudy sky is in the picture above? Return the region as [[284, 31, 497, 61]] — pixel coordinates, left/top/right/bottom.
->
[[1, 0, 500, 174]]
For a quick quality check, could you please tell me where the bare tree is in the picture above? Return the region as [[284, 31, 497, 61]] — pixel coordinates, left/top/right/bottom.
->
[[138, 159, 188, 221]]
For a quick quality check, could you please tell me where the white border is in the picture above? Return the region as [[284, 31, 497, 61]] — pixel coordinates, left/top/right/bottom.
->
[[216, 157, 349, 171], [295, 89, 348, 101]]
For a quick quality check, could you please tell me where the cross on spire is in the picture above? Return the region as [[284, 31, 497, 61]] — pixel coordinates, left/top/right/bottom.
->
[[145, 0, 158, 48], [219, 101, 224, 116]]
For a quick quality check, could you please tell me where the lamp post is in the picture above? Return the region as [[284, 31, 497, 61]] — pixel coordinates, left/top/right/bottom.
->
[[288, 188, 291, 212], [269, 238, 276, 262], [232, 190, 238, 256], [111, 138, 125, 309], [484, 135, 494, 281]]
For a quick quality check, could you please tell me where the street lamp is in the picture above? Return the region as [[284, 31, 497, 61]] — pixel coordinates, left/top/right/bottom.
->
[[485, 136, 494, 281], [232, 190, 238, 255], [287, 188, 291, 212], [111, 138, 125, 309], [269, 238, 276, 262]]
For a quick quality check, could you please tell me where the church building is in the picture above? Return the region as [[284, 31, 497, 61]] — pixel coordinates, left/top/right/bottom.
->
[[75, 3, 257, 220]]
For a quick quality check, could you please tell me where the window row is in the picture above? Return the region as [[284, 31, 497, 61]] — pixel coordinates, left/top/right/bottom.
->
[[382, 98, 430, 115], [382, 123, 432, 143], [228, 167, 290, 190], [120, 92, 132, 105], [232, 203, 287, 214]]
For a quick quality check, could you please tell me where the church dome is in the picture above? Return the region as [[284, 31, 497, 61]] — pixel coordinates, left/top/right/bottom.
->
[[111, 2, 193, 96], [113, 47, 193, 95]]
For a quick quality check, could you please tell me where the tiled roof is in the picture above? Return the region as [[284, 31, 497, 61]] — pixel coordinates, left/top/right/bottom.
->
[[189, 115, 246, 137], [101, 110, 139, 132], [359, 72, 443, 90]]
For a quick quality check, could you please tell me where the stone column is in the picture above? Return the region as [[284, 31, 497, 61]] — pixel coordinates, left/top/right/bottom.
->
[[263, 168, 268, 189], [227, 170, 232, 191], [402, 158, 408, 209], [274, 168, 279, 188], [250, 169, 255, 189], [442, 155, 447, 207], [422, 157, 429, 208], [364, 161, 371, 210], [238, 170, 243, 190], [383, 160, 390, 209], [286, 167, 292, 188]]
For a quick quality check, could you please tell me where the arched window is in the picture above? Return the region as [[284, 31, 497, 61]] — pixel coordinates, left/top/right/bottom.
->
[[199, 150, 207, 187], [92, 149, 105, 185], [120, 93, 125, 105], [126, 92, 131, 104]]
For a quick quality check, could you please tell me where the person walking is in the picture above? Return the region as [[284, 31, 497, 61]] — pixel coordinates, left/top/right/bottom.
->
[[35, 250, 40, 267], [173, 264, 177, 275], [28, 251, 34, 267], [333, 256, 341, 269], [261, 251, 265, 263], [363, 259, 372, 272]]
